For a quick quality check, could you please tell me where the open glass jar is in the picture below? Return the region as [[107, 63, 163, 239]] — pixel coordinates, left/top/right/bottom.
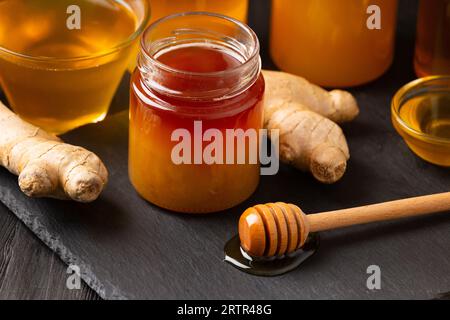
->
[[129, 13, 265, 213]]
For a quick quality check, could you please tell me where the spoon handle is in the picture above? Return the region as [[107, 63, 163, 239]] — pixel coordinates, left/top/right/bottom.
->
[[307, 192, 450, 233]]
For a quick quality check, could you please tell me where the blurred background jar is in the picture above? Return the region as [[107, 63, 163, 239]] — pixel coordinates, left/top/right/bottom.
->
[[414, 0, 450, 77], [128, 0, 249, 71], [270, 0, 399, 88], [149, 0, 249, 23]]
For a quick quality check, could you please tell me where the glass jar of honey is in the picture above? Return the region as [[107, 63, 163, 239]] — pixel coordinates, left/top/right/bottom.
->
[[0, 0, 150, 134], [129, 13, 264, 213], [127, 0, 249, 72], [270, 0, 399, 87], [414, 0, 450, 77]]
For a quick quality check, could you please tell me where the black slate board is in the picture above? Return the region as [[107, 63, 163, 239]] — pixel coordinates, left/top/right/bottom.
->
[[1, 0, 450, 299]]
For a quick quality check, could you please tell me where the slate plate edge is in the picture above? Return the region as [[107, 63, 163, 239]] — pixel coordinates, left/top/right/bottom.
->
[[0, 185, 125, 300]]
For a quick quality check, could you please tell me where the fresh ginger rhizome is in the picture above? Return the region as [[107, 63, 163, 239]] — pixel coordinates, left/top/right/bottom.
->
[[171, 121, 279, 176]]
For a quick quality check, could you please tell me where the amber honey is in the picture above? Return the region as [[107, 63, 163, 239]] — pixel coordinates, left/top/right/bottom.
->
[[270, 0, 398, 87], [414, 0, 450, 77], [127, 0, 249, 72], [149, 0, 249, 23], [392, 76, 450, 167], [129, 13, 264, 213], [0, 0, 149, 134], [400, 94, 450, 140]]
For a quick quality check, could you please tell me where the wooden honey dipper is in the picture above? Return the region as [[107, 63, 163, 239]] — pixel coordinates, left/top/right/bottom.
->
[[239, 193, 450, 257]]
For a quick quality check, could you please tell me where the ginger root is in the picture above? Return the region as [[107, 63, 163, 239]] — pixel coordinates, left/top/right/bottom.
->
[[0, 101, 108, 202], [263, 70, 359, 124], [263, 70, 359, 184]]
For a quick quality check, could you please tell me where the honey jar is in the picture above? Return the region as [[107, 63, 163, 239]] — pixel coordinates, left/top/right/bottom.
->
[[414, 0, 450, 77], [270, 0, 399, 87], [129, 13, 265, 213]]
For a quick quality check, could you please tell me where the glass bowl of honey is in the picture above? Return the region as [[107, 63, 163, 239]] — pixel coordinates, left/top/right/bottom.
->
[[0, 0, 150, 134], [392, 76, 450, 166]]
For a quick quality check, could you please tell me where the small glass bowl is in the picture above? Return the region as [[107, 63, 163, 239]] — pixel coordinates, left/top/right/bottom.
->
[[391, 76, 450, 167]]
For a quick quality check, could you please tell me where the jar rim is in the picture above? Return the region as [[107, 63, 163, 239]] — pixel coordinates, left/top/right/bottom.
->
[[139, 11, 260, 79], [391, 75, 450, 145], [0, 0, 150, 63]]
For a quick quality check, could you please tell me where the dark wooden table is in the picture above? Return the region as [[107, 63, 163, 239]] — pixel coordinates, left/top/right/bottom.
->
[[0, 202, 98, 299], [3, 0, 447, 300]]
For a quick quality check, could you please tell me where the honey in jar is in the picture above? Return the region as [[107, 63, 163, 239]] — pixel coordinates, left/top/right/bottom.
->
[[414, 0, 450, 77], [270, 0, 399, 87], [0, 0, 149, 134], [129, 13, 264, 213]]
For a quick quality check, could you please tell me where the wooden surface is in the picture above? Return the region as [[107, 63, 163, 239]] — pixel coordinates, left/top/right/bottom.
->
[[0, 0, 449, 300], [0, 202, 98, 299]]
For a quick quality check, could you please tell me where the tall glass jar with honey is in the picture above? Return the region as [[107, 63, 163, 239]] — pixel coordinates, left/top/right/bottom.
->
[[414, 0, 450, 77], [270, 0, 399, 88]]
